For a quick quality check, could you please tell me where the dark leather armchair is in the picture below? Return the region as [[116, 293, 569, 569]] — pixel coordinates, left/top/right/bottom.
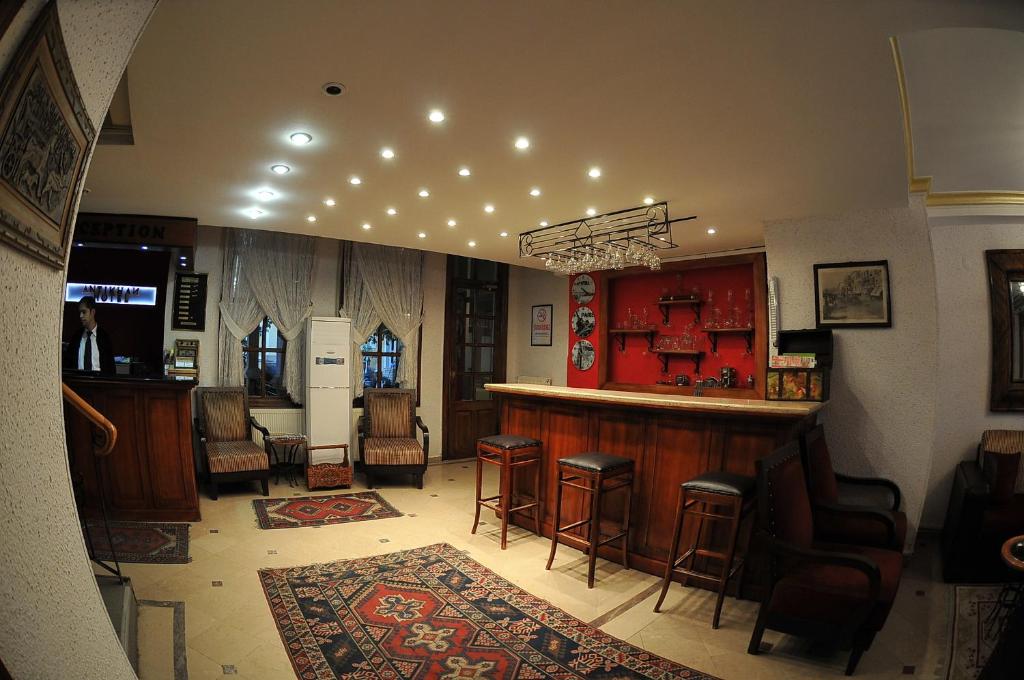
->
[[358, 388, 428, 489], [800, 425, 907, 551], [748, 442, 904, 676], [195, 387, 270, 499]]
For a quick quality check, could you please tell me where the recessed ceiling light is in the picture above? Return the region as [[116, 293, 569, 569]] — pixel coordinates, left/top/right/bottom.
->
[[643, 196, 655, 205], [586, 207, 597, 216], [244, 207, 265, 219], [458, 166, 471, 177], [529, 187, 541, 197], [362, 222, 372, 230], [386, 207, 398, 216], [447, 219, 457, 227], [484, 204, 495, 213], [588, 166, 602, 179], [428, 109, 445, 123], [323, 198, 336, 207], [417, 232, 427, 239], [514, 136, 530, 150], [322, 82, 346, 96], [140, 245, 149, 250], [256, 189, 276, 201], [707, 227, 717, 235], [380, 147, 395, 160], [539, 220, 548, 227], [468, 240, 477, 248], [76, 242, 84, 247], [289, 132, 312, 145], [179, 255, 186, 260], [270, 164, 290, 175], [499, 231, 509, 237], [306, 215, 317, 223], [418, 189, 430, 198], [349, 176, 362, 185]]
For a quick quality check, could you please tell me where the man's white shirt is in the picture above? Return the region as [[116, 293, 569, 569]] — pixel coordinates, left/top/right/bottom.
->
[[77, 325, 101, 371]]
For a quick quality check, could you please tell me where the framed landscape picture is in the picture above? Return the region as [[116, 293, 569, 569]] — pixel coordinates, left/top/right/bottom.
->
[[814, 260, 891, 328]]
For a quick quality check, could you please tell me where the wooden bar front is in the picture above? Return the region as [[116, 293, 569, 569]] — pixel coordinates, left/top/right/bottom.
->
[[64, 374, 200, 522], [488, 383, 821, 593]]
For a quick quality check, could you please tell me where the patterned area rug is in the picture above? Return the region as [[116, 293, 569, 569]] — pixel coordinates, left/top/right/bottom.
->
[[259, 543, 718, 679], [253, 491, 401, 530], [945, 584, 1012, 679], [84, 520, 190, 564]]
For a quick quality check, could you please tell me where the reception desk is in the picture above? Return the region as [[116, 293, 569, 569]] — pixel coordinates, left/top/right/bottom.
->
[[64, 374, 200, 522], [486, 383, 823, 591]]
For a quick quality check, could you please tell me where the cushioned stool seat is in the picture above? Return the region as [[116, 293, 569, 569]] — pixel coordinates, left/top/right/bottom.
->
[[473, 435, 543, 549], [479, 434, 542, 450], [559, 452, 633, 473], [682, 471, 756, 497]]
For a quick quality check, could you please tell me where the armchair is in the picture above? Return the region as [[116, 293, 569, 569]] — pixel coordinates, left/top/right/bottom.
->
[[748, 442, 904, 676], [358, 388, 428, 489], [800, 425, 907, 551], [195, 387, 270, 499]]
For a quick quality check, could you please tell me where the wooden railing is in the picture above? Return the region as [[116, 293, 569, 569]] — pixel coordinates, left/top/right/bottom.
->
[[61, 382, 117, 456]]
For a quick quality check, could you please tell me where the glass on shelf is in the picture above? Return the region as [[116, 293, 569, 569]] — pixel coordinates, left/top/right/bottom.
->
[[691, 285, 701, 301]]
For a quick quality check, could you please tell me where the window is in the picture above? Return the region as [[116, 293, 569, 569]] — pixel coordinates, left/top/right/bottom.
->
[[242, 317, 289, 402], [361, 323, 403, 389]]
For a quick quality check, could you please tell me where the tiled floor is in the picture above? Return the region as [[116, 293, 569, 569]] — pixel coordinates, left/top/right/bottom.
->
[[126, 461, 952, 679]]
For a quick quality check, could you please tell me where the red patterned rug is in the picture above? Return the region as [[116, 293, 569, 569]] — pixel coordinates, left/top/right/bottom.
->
[[84, 520, 190, 564], [253, 491, 401, 530], [259, 543, 718, 679]]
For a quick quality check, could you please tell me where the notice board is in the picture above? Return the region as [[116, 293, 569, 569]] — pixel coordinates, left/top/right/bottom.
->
[[171, 272, 207, 331]]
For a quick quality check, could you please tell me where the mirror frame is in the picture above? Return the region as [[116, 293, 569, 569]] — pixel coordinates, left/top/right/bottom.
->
[[987, 249, 1024, 411]]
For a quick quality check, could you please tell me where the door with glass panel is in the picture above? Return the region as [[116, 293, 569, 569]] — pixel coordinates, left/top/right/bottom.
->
[[442, 256, 508, 459]]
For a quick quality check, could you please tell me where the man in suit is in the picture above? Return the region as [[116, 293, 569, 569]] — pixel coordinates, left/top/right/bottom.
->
[[64, 296, 115, 374]]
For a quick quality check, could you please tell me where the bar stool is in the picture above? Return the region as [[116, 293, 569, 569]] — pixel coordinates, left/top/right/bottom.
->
[[654, 471, 756, 628], [546, 453, 634, 588], [472, 434, 542, 549]]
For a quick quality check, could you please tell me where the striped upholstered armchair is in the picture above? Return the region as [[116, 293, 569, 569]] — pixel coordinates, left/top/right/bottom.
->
[[358, 388, 428, 489], [195, 387, 270, 499]]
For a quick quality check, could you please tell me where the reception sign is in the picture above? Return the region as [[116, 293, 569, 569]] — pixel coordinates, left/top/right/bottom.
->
[[65, 282, 157, 306]]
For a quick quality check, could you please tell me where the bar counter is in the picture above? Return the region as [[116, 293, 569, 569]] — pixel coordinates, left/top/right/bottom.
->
[[64, 373, 200, 522], [486, 383, 822, 591]]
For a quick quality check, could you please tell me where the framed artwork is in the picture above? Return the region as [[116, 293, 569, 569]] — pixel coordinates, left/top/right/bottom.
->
[[571, 273, 595, 304], [530, 304, 553, 346], [813, 260, 891, 328], [0, 1, 95, 269], [571, 306, 595, 338]]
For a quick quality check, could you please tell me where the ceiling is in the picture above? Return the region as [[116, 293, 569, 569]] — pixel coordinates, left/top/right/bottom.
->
[[80, 0, 1024, 267]]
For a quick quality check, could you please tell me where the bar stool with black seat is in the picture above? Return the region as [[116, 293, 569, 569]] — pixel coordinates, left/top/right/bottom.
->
[[654, 470, 756, 629], [472, 434, 543, 550], [546, 453, 634, 588]]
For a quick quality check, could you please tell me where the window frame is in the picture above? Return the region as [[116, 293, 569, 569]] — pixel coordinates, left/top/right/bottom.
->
[[352, 323, 423, 408], [242, 316, 297, 408]]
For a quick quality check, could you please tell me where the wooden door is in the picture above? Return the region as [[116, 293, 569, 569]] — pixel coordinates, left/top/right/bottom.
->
[[442, 256, 508, 459]]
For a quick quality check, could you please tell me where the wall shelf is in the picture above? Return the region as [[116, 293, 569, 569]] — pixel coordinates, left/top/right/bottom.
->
[[657, 296, 702, 324], [651, 349, 704, 374], [703, 327, 754, 354], [608, 327, 657, 352]]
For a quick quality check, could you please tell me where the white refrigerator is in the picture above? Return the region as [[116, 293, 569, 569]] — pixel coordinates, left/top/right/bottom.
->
[[305, 317, 352, 464]]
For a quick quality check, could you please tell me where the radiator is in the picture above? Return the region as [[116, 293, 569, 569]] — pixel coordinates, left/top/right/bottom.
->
[[250, 408, 304, 442], [516, 375, 552, 385]]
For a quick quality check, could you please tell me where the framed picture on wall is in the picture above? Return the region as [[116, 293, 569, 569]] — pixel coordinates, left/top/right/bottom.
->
[[531, 304, 553, 346], [0, 2, 95, 269], [813, 260, 892, 328]]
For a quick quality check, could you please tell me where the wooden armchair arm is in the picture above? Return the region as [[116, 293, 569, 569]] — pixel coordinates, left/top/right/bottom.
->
[[249, 416, 270, 439], [416, 416, 429, 459], [814, 502, 899, 549], [766, 536, 882, 603], [357, 416, 366, 459], [835, 473, 902, 512]]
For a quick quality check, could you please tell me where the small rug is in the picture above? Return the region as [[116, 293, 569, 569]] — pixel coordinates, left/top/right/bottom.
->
[[84, 520, 190, 564], [945, 584, 1010, 679], [259, 542, 719, 679], [253, 491, 401, 530]]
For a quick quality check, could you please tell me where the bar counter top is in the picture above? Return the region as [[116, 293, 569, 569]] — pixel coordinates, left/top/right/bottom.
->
[[485, 382, 824, 418]]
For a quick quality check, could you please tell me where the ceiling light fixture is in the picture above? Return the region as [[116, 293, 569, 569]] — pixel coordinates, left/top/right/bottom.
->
[[349, 176, 362, 185], [386, 207, 397, 216], [588, 167, 602, 179], [244, 207, 264, 219], [179, 255, 186, 260], [256, 189, 276, 201], [140, 245, 148, 251], [707, 227, 717, 235], [643, 196, 655, 205], [458, 166, 471, 177], [499, 231, 509, 237], [270, 164, 290, 175], [380, 147, 395, 159], [76, 242, 84, 247], [586, 207, 597, 217], [468, 240, 477, 248], [484, 204, 495, 214], [306, 215, 317, 223], [539, 220, 548, 227], [289, 132, 312, 145], [417, 232, 427, 239], [514, 136, 530, 150], [362, 222, 372, 230], [418, 189, 430, 198], [529, 187, 541, 197], [323, 198, 336, 207], [447, 219, 457, 227], [428, 109, 445, 123]]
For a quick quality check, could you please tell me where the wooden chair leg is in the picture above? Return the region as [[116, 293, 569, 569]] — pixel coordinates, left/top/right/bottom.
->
[[366, 473, 374, 489], [587, 474, 602, 589], [655, 485, 686, 613], [684, 505, 707, 590], [845, 646, 866, 676], [417, 472, 424, 489], [713, 497, 742, 629], [546, 468, 564, 570], [532, 458, 542, 537], [209, 479, 218, 500], [747, 601, 770, 655], [499, 455, 511, 550], [471, 454, 483, 535], [260, 477, 269, 496], [620, 474, 632, 570]]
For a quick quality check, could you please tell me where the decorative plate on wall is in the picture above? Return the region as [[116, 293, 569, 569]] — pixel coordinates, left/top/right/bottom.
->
[[571, 274, 595, 304], [572, 306, 595, 338], [571, 340, 595, 371]]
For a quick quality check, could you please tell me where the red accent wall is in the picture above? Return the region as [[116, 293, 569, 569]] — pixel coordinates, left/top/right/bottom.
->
[[607, 264, 756, 386], [567, 273, 602, 388]]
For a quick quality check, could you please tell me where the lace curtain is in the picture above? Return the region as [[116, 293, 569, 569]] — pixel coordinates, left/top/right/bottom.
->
[[337, 244, 380, 398], [217, 230, 264, 388]]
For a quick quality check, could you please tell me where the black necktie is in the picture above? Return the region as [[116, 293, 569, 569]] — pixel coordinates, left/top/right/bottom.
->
[[84, 331, 93, 371]]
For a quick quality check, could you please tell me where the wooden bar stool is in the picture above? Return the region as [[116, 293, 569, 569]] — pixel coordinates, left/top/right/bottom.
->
[[654, 471, 756, 628], [472, 434, 542, 549], [546, 453, 634, 588]]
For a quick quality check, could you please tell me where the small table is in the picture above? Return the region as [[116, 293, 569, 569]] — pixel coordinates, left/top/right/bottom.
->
[[264, 434, 307, 487], [979, 535, 1024, 679]]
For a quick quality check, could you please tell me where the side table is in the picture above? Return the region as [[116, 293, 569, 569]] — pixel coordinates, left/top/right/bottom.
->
[[264, 434, 307, 487], [978, 535, 1024, 680]]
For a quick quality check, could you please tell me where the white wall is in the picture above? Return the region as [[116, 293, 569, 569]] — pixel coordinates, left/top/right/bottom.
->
[[0, 2, 157, 678], [764, 195, 939, 547], [506, 265, 569, 386], [921, 215, 1024, 527]]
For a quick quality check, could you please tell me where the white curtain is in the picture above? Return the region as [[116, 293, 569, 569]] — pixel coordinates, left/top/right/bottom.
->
[[239, 230, 316, 401], [217, 230, 264, 388], [338, 244, 380, 398], [353, 243, 424, 389]]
